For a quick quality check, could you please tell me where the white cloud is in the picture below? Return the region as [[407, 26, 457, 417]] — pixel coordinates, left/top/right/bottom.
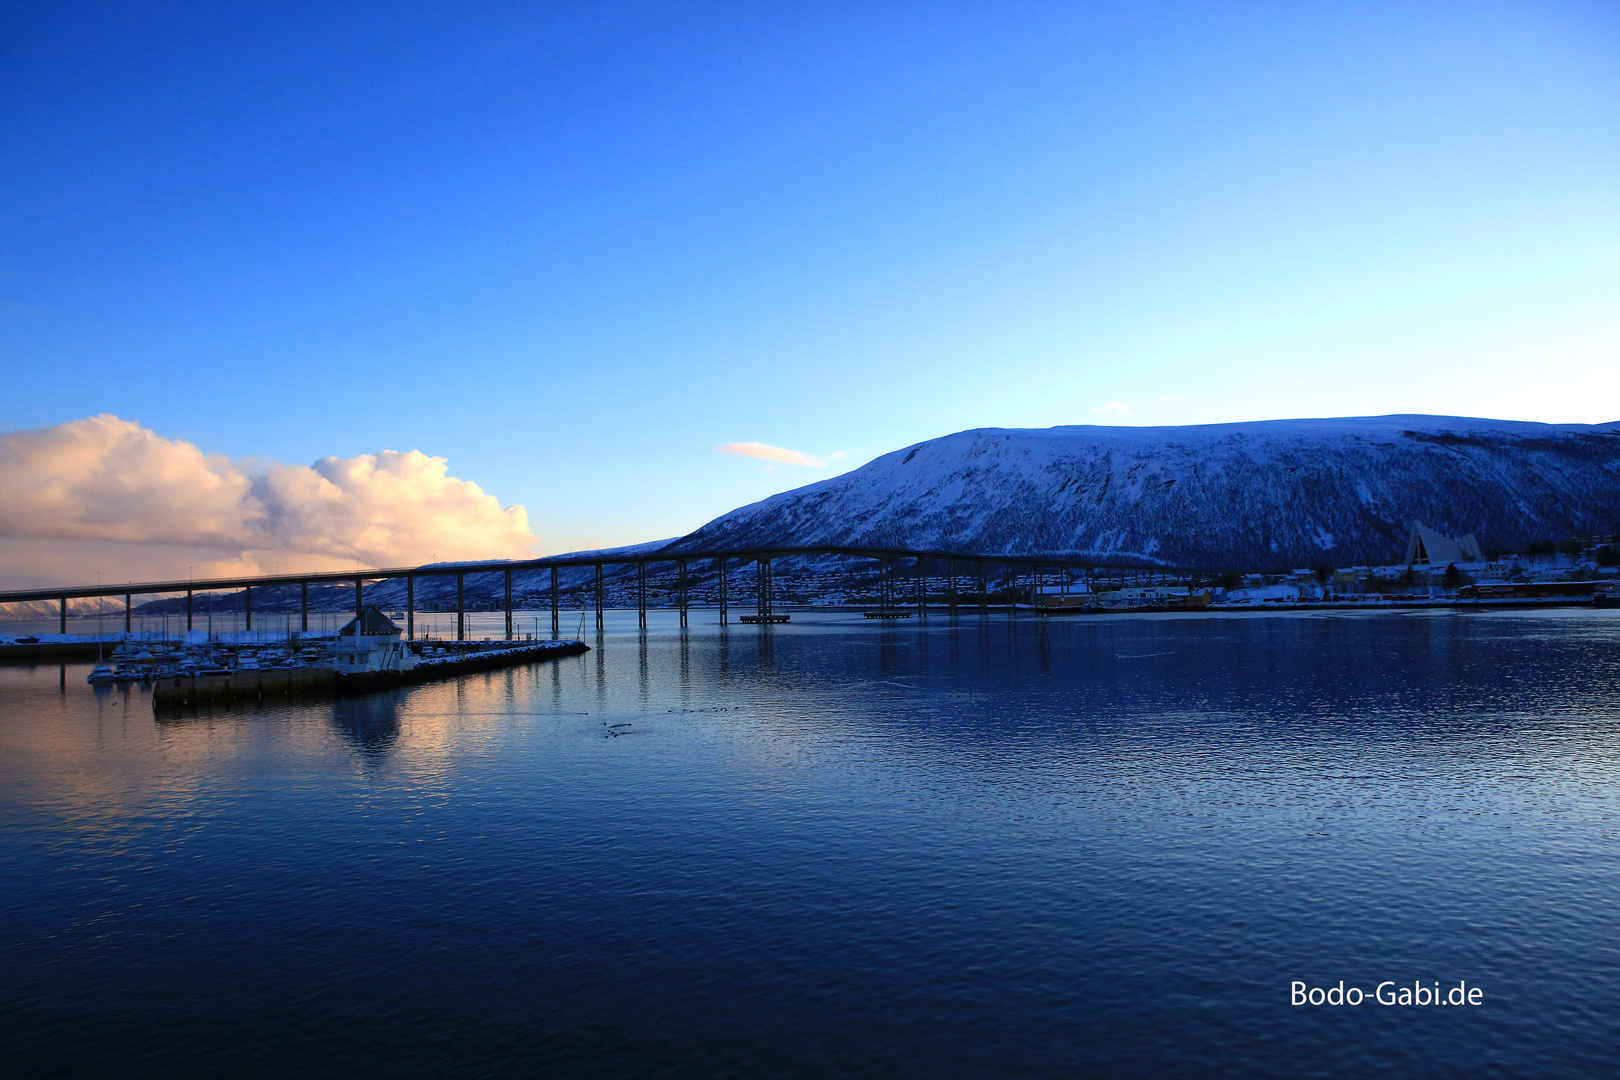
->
[[1159, 395, 1176, 402], [0, 414, 256, 546], [1092, 401, 1132, 416], [714, 441, 827, 467], [253, 448, 535, 564], [0, 415, 538, 586]]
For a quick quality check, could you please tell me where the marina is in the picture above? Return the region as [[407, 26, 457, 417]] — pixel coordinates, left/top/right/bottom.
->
[[0, 607, 590, 709]]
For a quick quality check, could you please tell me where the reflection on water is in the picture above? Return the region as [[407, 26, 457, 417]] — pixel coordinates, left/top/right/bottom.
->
[[1, 608, 1619, 1078], [329, 693, 404, 757]]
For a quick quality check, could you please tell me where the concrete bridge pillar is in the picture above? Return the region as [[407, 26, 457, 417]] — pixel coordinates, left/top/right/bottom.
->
[[504, 569, 513, 641], [594, 564, 604, 631], [301, 582, 309, 633], [550, 567, 559, 639], [456, 572, 465, 641], [717, 557, 728, 624], [756, 557, 773, 617]]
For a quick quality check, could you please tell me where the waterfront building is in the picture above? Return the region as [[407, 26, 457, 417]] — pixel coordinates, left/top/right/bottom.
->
[[331, 607, 417, 673]]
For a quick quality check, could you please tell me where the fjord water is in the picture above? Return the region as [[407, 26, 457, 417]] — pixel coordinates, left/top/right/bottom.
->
[[2, 610, 1617, 1078]]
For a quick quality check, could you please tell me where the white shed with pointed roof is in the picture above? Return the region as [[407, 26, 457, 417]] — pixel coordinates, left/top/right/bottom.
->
[[331, 607, 417, 673]]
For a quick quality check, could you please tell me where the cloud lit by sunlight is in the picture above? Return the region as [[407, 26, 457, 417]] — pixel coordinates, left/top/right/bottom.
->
[[714, 441, 827, 467], [1092, 401, 1132, 416], [0, 415, 538, 586]]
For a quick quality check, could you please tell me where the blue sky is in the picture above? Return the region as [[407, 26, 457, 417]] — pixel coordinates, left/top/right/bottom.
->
[[2, 1, 1617, 558]]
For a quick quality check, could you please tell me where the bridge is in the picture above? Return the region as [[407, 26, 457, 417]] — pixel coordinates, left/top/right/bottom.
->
[[0, 546, 1189, 640]]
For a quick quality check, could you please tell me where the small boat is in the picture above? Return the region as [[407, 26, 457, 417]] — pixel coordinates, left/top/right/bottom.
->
[[87, 662, 116, 686]]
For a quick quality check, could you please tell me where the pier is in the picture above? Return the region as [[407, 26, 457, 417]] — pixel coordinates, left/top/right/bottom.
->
[[151, 638, 591, 708]]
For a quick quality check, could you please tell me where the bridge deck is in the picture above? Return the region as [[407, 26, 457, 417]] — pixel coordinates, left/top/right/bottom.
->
[[1, 546, 1194, 640]]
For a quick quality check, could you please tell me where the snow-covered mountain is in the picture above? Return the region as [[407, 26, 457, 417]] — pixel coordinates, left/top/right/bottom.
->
[[2, 596, 128, 619], [669, 416, 1620, 570]]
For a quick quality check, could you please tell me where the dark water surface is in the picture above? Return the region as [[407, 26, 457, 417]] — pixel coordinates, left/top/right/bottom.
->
[[3, 609, 1618, 1078]]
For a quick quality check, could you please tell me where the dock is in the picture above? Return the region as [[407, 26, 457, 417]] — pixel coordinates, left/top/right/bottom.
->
[[152, 639, 589, 709]]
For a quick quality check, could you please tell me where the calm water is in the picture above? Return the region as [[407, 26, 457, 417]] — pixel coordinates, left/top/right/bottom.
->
[[2, 609, 1618, 1078]]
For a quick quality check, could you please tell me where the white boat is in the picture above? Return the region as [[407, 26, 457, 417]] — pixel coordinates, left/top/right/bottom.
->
[[87, 662, 116, 685]]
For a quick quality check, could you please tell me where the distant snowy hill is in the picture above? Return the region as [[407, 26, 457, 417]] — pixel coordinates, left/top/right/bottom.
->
[[3, 597, 126, 619], [669, 416, 1620, 570]]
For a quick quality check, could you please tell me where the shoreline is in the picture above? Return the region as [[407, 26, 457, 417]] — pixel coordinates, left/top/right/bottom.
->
[[5, 595, 1616, 665]]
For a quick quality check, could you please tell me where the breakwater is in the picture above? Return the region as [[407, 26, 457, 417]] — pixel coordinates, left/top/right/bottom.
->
[[0, 639, 146, 661], [152, 666, 335, 706], [337, 639, 590, 694], [152, 639, 590, 709]]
